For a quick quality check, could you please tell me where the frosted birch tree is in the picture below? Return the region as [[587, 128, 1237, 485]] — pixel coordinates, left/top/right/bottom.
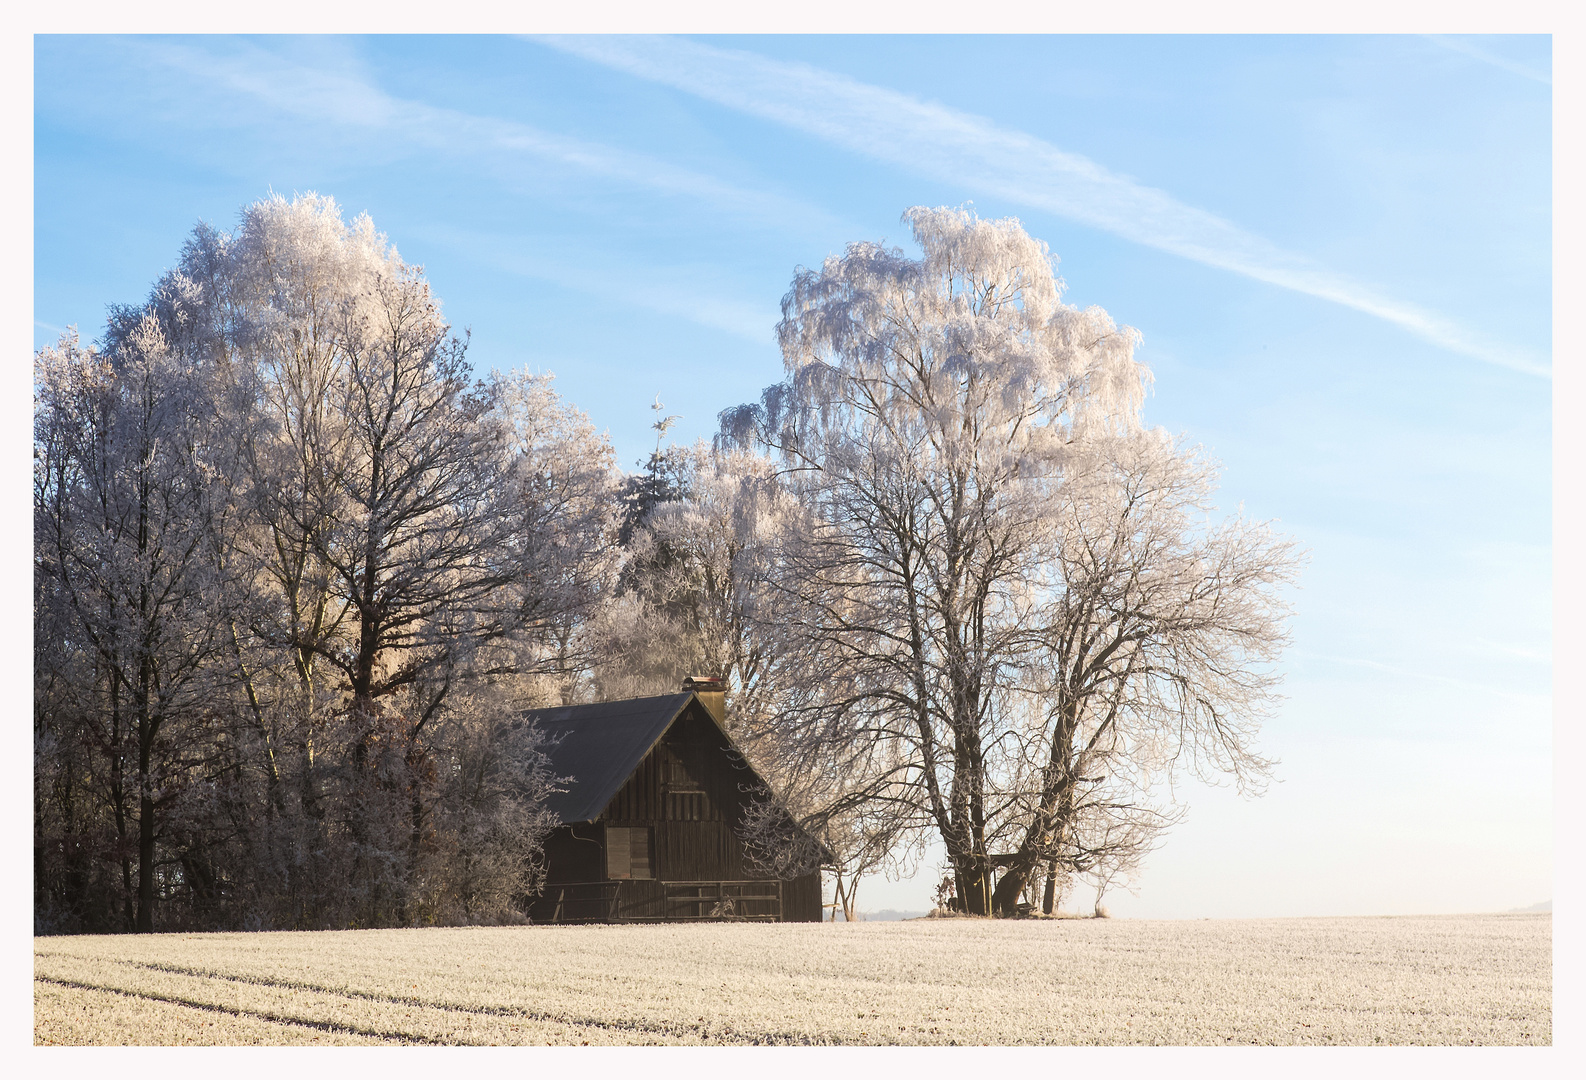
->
[[721, 207, 1301, 914], [223, 198, 615, 923]]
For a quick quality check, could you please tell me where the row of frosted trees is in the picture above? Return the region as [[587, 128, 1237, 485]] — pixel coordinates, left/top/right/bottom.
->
[[34, 196, 621, 933], [35, 195, 1301, 933]]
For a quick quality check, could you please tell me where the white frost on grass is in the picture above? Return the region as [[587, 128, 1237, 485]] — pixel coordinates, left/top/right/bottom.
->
[[34, 914, 1549, 1046], [33, 980, 382, 1046]]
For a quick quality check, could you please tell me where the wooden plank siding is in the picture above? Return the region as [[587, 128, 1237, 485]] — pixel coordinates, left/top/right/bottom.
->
[[532, 699, 823, 923]]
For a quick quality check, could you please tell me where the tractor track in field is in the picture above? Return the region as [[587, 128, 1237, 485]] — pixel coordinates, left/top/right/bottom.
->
[[34, 953, 827, 1045], [34, 974, 431, 1045]]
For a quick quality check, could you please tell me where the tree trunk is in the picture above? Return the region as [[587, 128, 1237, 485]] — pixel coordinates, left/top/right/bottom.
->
[[136, 783, 155, 933], [957, 852, 991, 916], [108, 683, 137, 932], [990, 860, 1028, 915]]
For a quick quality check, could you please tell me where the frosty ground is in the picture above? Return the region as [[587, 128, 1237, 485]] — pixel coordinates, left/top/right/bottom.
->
[[34, 913, 1549, 1046]]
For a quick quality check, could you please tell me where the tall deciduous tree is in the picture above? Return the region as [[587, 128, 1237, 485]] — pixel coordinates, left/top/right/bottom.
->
[[721, 206, 1301, 914], [35, 321, 230, 932], [991, 434, 1301, 913]]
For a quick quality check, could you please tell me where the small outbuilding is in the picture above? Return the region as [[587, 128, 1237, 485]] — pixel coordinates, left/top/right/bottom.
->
[[526, 678, 824, 923]]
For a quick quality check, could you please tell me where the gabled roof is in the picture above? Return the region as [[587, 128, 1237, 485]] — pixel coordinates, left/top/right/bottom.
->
[[529, 691, 835, 865], [528, 692, 697, 824]]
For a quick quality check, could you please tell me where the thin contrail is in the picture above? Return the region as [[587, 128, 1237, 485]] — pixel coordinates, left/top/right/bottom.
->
[[1426, 35, 1551, 86], [537, 35, 1548, 378]]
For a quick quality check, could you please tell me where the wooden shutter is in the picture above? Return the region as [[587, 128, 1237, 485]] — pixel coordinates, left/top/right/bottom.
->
[[630, 827, 653, 879], [607, 826, 653, 880], [606, 825, 631, 879]]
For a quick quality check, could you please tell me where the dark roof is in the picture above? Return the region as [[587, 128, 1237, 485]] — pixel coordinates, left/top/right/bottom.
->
[[528, 691, 836, 865], [528, 693, 695, 823]]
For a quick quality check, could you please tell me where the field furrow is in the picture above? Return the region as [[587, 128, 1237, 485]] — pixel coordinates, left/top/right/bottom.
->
[[33, 978, 385, 1046], [32, 953, 703, 1045]]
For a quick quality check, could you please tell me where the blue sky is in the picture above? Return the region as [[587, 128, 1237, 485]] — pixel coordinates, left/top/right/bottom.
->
[[33, 34, 1553, 918]]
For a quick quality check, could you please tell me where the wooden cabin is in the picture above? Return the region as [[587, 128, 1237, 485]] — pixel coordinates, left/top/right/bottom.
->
[[526, 679, 824, 923]]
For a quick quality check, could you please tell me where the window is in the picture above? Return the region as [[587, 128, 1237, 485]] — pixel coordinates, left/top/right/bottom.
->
[[606, 826, 653, 879], [665, 743, 703, 791]]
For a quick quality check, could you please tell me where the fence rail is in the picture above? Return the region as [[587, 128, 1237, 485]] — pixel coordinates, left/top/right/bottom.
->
[[539, 881, 622, 923], [533, 880, 783, 923], [661, 880, 782, 921]]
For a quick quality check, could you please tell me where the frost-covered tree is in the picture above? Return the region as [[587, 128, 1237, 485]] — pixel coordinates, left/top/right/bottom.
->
[[34, 194, 615, 932], [34, 322, 232, 933], [721, 207, 1301, 914], [488, 369, 626, 703], [625, 447, 913, 910], [993, 435, 1300, 914], [631, 448, 791, 716]]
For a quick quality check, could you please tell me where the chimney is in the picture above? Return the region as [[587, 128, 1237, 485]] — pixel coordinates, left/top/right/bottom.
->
[[682, 675, 726, 725]]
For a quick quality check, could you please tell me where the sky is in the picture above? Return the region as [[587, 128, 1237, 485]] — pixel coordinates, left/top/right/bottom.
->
[[31, 33, 1554, 919]]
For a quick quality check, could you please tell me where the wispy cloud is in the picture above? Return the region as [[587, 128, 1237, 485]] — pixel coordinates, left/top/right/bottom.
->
[[414, 223, 778, 344], [1427, 35, 1552, 86], [537, 35, 1547, 379], [127, 38, 843, 238]]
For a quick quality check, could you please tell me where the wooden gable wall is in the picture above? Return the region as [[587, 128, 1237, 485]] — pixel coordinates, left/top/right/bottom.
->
[[534, 697, 823, 922], [600, 700, 759, 883]]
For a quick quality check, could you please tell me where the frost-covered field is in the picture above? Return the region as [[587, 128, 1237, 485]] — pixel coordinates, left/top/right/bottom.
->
[[35, 913, 1549, 1046]]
